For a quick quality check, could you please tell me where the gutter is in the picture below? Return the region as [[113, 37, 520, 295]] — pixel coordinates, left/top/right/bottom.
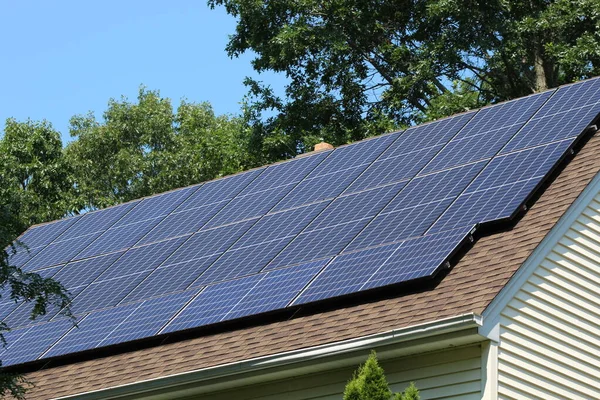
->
[[57, 313, 483, 400]]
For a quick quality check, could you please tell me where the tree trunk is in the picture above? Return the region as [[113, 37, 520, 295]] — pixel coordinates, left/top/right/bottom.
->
[[533, 44, 548, 92]]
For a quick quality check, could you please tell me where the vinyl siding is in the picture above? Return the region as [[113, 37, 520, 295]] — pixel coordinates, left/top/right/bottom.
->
[[196, 344, 482, 400], [498, 194, 600, 400]]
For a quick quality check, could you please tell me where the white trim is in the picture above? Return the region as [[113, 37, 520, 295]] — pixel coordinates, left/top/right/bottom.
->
[[56, 313, 483, 400], [480, 168, 600, 337], [480, 340, 498, 400]]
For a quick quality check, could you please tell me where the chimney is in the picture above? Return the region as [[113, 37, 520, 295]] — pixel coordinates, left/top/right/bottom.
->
[[314, 142, 334, 152]]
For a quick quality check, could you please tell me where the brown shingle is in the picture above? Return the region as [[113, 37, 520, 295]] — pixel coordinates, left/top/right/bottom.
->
[[20, 133, 600, 399]]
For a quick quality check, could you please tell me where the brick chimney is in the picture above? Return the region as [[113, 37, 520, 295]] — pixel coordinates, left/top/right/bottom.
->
[[314, 142, 334, 152]]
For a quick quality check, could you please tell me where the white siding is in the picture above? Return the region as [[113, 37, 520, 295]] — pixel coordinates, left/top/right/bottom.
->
[[197, 344, 482, 400], [498, 195, 600, 400]]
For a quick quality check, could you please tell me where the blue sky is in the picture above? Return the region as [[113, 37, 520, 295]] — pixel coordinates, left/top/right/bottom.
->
[[0, 1, 285, 143]]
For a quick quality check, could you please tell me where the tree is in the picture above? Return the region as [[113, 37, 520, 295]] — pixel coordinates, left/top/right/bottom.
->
[[210, 0, 600, 160], [0, 119, 74, 398], [66, 87, 255, 210], [343, 351, 420, 400]]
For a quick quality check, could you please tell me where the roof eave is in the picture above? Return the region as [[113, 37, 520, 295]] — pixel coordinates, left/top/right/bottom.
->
[[55, 313, 484, 400]]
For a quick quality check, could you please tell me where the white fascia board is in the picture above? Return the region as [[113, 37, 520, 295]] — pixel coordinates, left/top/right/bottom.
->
[[56, 313, 483, 400], [480, 168, 600, 341]]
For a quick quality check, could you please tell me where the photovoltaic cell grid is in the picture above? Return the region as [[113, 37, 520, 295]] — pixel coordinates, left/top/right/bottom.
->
[[3, 78, 600, 367]]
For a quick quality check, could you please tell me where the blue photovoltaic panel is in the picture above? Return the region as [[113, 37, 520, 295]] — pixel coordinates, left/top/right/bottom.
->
[[96, 236, 188, 280], [272, 166, 366, 211], [57, 201, 139, 240], [293, 244, 399, 304], [163, 219, 257, 266], [114, 185, 200, 227], [13, 217, 81, 250], [455, 92, 554, 139], [21, 232, 102, 271], [421, 91, 553, 174], [205, 184, 295, 228], [52, 251, 125, 290], [267, 218, 368, 270], [138, 200, 230, 244], [44, 304, 138, 358], [225, 260, 327, 320], [193, 202, 333, 285], [100, 290, 198, 346], [73, 218, 161, 260], [267, 184, 405, 269], [122, 254, 221, 303], [345, 145, 442, 194], [309, 133, 399, 177], [0, 319, 75, 366], [362, 227, 472, 290], [346, 198, 455, 251], [191, 237, 293, 287], [343, 112, 476, 194], [2, 264, 66, 329], [240, 151, 329, 193], [347, 162, 484, 251], [386, 112, 476, 156], [175, 169, 263, 211], [502, 78, 600, 153], [70, 273, 149, 315], [233, 201, 331, 249], [429, 181, 539, 234], [430, 140, 573, 233], [7, 217, 82, 268], [305, 182, 405, 233], [4, 78, 600, 367], [162, 274, 263, 333], [272, 134, 399, 211]]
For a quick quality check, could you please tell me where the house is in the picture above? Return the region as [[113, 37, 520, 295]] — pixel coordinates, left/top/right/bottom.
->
[[3, 78, 600, 400]]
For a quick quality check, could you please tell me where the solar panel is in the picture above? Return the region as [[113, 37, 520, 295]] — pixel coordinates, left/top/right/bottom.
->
[[175, 169, 263, 211], [1, 319, 75, 366], [224, 259, 327, 320], [70, 273, 149, 315], [239, 151, 329, 193], [4, 78, 600, 367], [502, 79, 600, 153], [346, 162, 484, 251], [74, 218, 162, 260], [121, 254, 221, 303], [205, 185, 295, 228], [7, 216, 81, 268], [191, 202, 332, 286], [421, 91, 553, 174], [430, 139, 573, 233], [114, 185, 200, 227], [362, 227, 473, 290], [267, 183, 406, 269], [95, 237, 187, 280], [138, 200, 231, 244], [52, 252, 125, 290], [44, 305, 139, 358], [57, 202, 140, 240], [100, 290, 198, 346], [272, 133, 400, 211], [161, 275, 263, 333]]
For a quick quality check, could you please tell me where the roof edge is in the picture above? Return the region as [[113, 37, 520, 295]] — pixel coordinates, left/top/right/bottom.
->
[[56, 313, 483, 400], [481, 147, 600, 339]]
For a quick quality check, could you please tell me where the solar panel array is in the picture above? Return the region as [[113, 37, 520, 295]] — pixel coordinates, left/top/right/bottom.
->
[[3, 78, 600, 367]]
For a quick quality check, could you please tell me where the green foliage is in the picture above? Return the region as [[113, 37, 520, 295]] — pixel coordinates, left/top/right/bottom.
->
[[66, 87, 254, 209], [0, 87, 253, 396], [343, 351, 420, 400], [210, 0, 600, 159], [0, 119, 75, 398]]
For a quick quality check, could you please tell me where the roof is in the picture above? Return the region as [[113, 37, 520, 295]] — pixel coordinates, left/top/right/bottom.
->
[[18, 125, 600, 399]]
